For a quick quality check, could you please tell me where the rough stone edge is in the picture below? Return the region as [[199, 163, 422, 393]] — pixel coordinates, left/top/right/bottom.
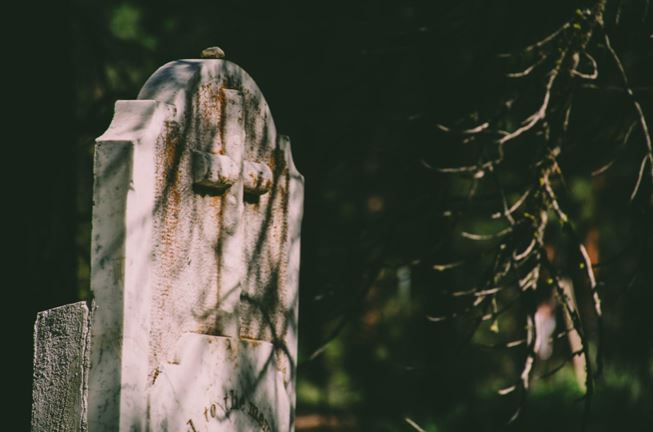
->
[[31, 301, 92, 432], [279, 135, 304, 432], [80, 300, 94, 432]]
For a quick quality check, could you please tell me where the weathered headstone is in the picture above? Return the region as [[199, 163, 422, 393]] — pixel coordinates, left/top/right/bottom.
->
[[31, 302, 91, 432], [31, 48, 304, 431]]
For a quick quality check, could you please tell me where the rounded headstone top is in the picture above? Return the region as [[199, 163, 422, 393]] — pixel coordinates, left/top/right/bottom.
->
[[200, 46, 226, 59]]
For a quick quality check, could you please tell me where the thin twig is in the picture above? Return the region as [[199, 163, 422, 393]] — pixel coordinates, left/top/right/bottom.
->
[[630, 156, 650, 201], [571, 52, 598, 80], [507, 53, 547, 78], [405, 417, 427, 432], [498, 22, 570, 57], [449, 287, 503, 298], [592, 121, 638, 176], [432, 260, 465, 271], [461, 226, 512, 241], [604, 32, 653, 200], [421, 158, 499, 174], [491, 189, 531, 221], [436, 121, 490, 135], [537, 350, 584, 380], [498, 58, 565, 145]]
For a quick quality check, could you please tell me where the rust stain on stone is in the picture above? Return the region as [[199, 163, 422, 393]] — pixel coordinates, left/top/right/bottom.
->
[[151, 118, 185, 375], [239, 336, 262, 348], [195, 82, 224, 154], [151, 367, 161, 385], [162, 120, 183, 210]]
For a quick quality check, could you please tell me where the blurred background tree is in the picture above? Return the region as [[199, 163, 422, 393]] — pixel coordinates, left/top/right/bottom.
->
[[6, 0, 651, 430]]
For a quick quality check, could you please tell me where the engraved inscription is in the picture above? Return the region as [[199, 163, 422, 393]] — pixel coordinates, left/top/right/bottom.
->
[[186, 389, 274, 432], [186, 419, 199, 432]]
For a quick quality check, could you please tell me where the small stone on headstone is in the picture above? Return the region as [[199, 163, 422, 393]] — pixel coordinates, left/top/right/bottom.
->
[[201, 46, 226, 59]]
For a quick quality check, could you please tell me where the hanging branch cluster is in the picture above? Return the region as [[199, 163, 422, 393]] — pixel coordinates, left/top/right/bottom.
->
[[424, 0, 651, 428]]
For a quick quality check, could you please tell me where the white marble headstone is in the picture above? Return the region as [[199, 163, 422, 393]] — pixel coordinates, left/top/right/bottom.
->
[[32, 53, 303, 432]]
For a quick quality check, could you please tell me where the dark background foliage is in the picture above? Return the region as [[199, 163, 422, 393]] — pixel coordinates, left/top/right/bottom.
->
[[5, 0, 652, 430]]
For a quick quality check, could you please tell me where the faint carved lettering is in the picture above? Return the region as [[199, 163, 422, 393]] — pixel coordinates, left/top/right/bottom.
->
[[186, 389, 274, 431]]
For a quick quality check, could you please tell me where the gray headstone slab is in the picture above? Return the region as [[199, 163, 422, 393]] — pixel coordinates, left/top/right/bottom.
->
[[31, 302, 91, 432]]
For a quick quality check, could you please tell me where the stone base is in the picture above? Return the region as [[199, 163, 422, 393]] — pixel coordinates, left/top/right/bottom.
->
[[149, 334, 289, 432]]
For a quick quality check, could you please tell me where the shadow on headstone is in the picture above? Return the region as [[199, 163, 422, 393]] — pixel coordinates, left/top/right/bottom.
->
[[31, 48, 304, 432]]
